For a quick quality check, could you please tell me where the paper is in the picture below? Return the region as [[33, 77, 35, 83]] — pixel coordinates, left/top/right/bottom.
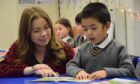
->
[[91, 78, 139, 84], [32, 77, 91, 82]]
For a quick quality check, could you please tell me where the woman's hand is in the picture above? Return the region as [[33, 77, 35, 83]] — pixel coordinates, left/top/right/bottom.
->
[[32, 64, 51, 70], [24, 64, 51, 76], [34, 68, 58, 77], [24, 64, 58, 77]]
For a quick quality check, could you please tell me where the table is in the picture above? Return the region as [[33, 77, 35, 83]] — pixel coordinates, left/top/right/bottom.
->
[[0, 76, 139, 84]]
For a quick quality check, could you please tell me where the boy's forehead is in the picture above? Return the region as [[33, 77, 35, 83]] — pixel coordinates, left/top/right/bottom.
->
[[81, 17, 99, 22], [81, 17, 100, 26]]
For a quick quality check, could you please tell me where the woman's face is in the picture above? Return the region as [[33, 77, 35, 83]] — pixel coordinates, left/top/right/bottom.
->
[[31, 17, 51, 47], [54, 23, 69, 39]]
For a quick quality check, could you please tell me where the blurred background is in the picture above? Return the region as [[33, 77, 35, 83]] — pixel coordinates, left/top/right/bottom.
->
[[0, 0, 140, 56]]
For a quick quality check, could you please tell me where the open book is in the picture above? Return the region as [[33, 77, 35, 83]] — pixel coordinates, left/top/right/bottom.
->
[[32, 77, 91, 82]]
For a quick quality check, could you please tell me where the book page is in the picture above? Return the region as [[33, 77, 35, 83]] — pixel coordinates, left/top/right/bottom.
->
[[91, 78, 139, 84], [32, 77, 91, 82]]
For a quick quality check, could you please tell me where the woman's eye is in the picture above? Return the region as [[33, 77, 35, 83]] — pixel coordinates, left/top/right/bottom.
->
[[32, 29, 40, 32], [44, 25, 50, 29], [34, 30, 39, 32]]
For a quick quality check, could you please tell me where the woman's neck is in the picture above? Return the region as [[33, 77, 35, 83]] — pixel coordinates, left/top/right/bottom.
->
[[35, 46, 46, 63]]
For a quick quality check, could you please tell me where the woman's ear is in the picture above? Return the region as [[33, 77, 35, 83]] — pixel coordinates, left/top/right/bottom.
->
[[67, 27, 70, 33]]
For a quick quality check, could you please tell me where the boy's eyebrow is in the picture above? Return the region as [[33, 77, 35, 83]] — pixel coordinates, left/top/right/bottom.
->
[[82, 24, 96, 28]]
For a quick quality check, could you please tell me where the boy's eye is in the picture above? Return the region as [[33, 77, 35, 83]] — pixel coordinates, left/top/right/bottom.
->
[[90, 27, 96, 30], [84, 28, 88, 31]]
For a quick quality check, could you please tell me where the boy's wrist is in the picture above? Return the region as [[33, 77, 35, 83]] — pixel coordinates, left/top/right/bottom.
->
[[76, 70, 85, 75]]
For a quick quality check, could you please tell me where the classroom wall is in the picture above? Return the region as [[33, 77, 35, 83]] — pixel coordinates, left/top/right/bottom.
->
[[0, 0, 140, 56], [59, 0, 90, 25], [134, 0, 140, 56], [113, 0, 135, 55], [0, 0, 18, 50], [0, 0, 59, 50]]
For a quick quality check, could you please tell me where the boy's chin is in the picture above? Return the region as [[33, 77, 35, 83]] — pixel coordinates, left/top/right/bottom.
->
[[90, 40, 101, 45], [90, 40, 97, 44]]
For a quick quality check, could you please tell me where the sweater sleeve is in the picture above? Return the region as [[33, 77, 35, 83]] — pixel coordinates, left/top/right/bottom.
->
[[66, 48, 84, 77], [0, 42, 28, 77], [104, 45, 135, 77]]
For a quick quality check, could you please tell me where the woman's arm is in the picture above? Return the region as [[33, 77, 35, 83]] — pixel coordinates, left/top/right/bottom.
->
[[0, 41, 28, 77]]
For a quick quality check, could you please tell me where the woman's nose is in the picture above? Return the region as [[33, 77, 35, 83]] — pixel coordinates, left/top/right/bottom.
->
[[41, 30, 47, 36]]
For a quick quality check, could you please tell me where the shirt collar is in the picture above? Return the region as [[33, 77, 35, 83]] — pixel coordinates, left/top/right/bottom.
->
[[62, 35, 71, 42], [83, 35, 87, 41], [93, 34, 112, 49]]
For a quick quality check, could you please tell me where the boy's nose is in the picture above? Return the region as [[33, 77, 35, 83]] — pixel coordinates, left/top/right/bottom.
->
[[87, 29, 93, 35]]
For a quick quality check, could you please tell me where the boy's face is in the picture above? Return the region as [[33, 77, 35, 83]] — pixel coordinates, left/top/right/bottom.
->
[[81, 17, 110, 45]]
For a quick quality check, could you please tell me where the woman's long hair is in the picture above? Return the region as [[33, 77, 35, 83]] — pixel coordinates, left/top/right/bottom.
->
[[17, 7, 66, 66]]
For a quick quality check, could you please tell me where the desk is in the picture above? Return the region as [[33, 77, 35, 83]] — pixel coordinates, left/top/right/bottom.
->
[[0, 76, 139, 84]]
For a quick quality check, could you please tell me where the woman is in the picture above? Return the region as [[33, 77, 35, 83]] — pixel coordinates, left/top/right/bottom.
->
[[0, 7, 74, 77], [54, 18, 74, 44]]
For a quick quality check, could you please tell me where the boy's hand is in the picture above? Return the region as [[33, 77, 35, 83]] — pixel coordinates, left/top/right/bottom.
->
[[76, 70, 90, 80], [89, 70, 107, 80]]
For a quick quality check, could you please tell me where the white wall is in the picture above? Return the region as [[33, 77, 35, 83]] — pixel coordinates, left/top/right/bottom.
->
[[104, 0, 138, 55], [134, 0, 140, 56], [0, 0, 140, 56], [0, 0, 59, 50], [0, 0, 18, 50], [60, 0, 90, 25]]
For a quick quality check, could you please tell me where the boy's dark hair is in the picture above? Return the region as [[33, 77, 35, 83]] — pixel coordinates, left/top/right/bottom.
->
[[80, 2, 111, 24], [75, 12, 82, 24]]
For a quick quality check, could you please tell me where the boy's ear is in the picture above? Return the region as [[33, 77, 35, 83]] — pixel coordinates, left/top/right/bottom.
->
[[106, 22, 111, 28], [105, 22, 111, 31]]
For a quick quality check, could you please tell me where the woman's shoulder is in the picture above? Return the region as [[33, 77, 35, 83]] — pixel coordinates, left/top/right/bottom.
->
[[6, 40, 19, 57], [8, 41, 18, 51]]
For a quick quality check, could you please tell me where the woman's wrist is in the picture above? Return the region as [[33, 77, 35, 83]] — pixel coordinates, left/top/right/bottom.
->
[[24, 67, 34, 75]]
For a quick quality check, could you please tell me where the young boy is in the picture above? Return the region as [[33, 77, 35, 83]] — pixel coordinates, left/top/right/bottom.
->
[[66, 2, 135, 80], [72, 13, 88, 48]]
